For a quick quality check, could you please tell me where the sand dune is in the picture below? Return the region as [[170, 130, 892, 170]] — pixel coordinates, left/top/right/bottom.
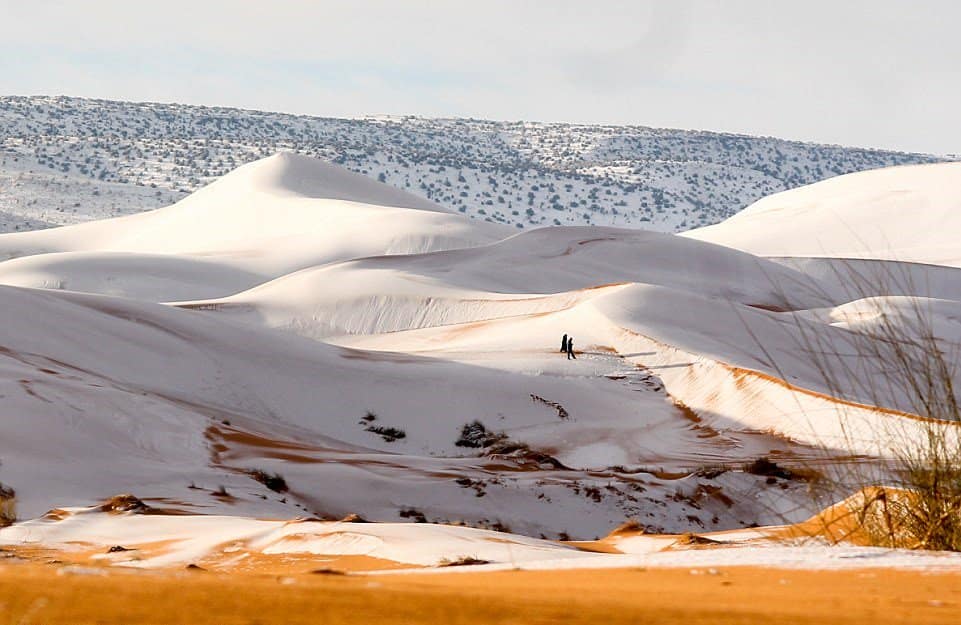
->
[[2, 154, 961, 573], [686, 162, 961, 266], [0, 153, 507, 296]]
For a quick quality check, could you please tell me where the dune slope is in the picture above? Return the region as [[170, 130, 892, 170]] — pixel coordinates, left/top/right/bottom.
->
[[685, 162, 961, 266]]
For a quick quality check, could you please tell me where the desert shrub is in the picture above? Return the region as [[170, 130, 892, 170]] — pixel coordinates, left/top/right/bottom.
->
[[455, 420, 506, 448], [0, 483, 15, 527], [247, 469, 288, 493], [398, 508, 427, 523], [212, 485, 231, 498], [310, 567, 346, 575], [744, 457, 796, 480], [99, 494, 149, 513], [437, 555, 491, 567], [693, 465, 729, 479], [455, 421, 567, 469], [365, 425, 406, 442], [358, 412, 405, 441]]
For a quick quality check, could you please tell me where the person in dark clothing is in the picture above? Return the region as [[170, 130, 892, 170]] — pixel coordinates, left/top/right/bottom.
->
[[567, 337, 576, 360], [560, 334, 568, 353]]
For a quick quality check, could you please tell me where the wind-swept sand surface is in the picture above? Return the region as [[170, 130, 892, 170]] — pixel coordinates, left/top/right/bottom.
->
[[0, 562, 959, 625]]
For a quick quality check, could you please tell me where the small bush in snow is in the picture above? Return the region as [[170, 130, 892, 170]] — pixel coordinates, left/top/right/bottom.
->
[[437, 555, 490, 567], [365, 425, 406, 443], [247, 469, 288, 493], [398, 508, 427, 523], [0, 483, 14, 527], [455, 420, 506, 448]]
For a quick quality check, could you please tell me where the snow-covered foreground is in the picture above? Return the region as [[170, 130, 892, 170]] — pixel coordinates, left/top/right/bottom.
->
[[0, 505, 589, 570], [4, 505, 961, 574], [1, 153, 961, 570]]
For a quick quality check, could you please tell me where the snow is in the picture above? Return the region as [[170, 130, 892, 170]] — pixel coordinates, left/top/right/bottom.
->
[[686, 162, 961, 266], [403, 544, 961, 574], [1, 151, 960, 570], [0, 95, 943, 234], [5, 508, 961, 574], [0, 251, 262, 301], [0, 153, 509, 289], [0, 508, 590, 569], [177, 226, 827, 340]]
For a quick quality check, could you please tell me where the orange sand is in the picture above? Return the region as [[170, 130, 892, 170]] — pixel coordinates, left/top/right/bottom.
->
[[0, 561, 959, 625]]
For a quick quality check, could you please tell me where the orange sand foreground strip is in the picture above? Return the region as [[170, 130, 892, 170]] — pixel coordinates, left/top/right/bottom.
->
[[0, 562, 960, 625]]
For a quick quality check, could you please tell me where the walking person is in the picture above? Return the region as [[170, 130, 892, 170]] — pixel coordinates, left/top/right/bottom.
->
[[560, 333, 568, 353], [567, 336, 576, 360]]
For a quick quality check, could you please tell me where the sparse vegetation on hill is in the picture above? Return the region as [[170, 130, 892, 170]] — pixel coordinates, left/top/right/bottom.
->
[[0, 95, 943, 234]]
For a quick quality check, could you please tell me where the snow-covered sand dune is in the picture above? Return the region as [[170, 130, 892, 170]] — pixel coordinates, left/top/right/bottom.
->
[[0, 281, 806, 536], [175, 226, 832, 339], [0, 153, 508, 300], [2, 153, 961, 564], [685, 162, 961, 266]]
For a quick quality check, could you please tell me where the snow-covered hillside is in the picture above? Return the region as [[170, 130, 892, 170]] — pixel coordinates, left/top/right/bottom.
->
[[0, 95, 944, 234]]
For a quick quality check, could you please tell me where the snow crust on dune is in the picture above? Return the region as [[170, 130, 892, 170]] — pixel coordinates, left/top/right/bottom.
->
[[769, 256, 961, 303], [315, 226, 824, 302]]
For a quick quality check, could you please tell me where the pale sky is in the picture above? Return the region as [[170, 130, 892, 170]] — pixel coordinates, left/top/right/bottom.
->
[[2, 1, 959, 154]]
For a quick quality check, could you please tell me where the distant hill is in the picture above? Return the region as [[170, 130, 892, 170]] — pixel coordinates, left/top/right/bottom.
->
[[0, 95, 946, 233]]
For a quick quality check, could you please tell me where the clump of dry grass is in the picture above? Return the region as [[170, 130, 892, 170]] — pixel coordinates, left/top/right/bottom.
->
[[756, 258, 961, 550], [849, 442, 961, 551]]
